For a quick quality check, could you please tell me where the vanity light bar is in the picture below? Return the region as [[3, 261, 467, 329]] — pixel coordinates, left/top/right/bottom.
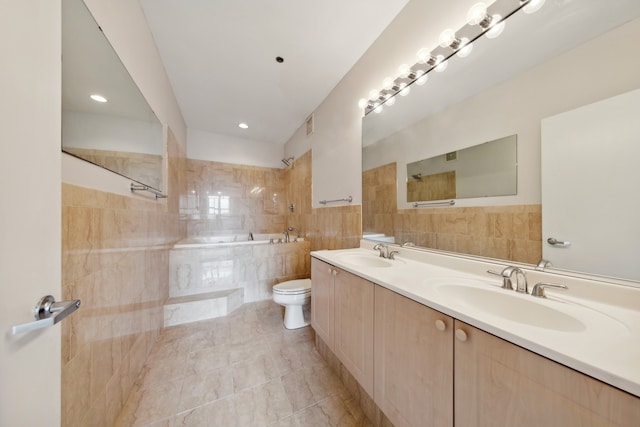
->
[[361, 0, 543, 115]]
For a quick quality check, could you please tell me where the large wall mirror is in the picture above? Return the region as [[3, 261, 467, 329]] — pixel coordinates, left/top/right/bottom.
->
[[62, 0, 164, 191], [362, 0, 640, 282]]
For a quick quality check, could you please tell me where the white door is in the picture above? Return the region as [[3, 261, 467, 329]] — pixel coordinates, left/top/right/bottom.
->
[[0, 1, 62, 425], [541, 89, 640, 281]]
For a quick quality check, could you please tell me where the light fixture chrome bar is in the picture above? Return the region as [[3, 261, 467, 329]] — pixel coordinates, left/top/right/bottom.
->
[[412, 200, 455, 208], [130, 183, 167, 199], [320, 195, 353, 205], [364, 0, 530, 115]]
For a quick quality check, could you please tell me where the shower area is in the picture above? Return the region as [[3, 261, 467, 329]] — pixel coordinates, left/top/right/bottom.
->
[[166, 157, 311, 325]]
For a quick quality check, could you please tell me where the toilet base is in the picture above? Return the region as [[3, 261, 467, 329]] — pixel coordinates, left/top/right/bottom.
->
[[283, 304, 309, 329]]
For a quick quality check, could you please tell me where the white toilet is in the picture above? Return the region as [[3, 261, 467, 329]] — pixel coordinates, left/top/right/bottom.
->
[[272, 279, 311, 329]]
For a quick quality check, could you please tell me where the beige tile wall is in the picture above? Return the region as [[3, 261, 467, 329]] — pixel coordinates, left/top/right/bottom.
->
[[362, 162, 396, 239], [287, 150, 362, 252], [183, 159, 288, 237], [363, 162, 542, 264], [184, 151, 361, 252], [61, 129, 186, 427]]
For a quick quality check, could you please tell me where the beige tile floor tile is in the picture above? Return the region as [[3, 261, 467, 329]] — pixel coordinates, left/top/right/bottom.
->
[[114, 300, 370, 427]]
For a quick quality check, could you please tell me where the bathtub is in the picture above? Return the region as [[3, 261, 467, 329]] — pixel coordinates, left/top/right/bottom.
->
[[169, 234, 310, 303], [173, 233, 304, 249]]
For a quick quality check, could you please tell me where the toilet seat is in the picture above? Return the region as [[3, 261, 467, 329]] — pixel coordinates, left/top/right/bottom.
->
[[273, 279, 311, 295]]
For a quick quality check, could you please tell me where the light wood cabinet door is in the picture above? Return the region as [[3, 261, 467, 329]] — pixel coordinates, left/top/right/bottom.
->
[[311, 258, 335, 347], [454, 320, 640, 427], [334, 268, 374, 396], [374, 285, 454, 427]]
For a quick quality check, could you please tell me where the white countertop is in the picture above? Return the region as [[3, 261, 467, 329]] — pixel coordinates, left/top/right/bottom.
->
[[311, 243, 640, 398]]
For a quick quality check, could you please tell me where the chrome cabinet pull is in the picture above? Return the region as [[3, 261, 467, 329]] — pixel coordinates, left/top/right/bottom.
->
[[547, 237, 571, 247]]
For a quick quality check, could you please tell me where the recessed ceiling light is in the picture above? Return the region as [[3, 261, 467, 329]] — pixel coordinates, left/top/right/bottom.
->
[[238, 122, 249, 129], [90, 94, 108, 103]]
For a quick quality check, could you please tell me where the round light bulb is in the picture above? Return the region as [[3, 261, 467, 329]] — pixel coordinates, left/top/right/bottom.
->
[[369, 89, 380, 100], [382, 77, 394, 90], [358, 98, 368, 109], [457, 38, 473, 58], [486, 15, 505, 39], [373, 103, 383, 113], [398, 64, 411, 78], [416, 48, 431, 64], [523, 0, 545, 14], [467, 2, 488, 25], [439, 29, 457, 48]]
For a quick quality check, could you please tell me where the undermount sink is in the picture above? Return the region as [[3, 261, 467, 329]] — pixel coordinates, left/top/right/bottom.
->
[[434, 282, 586, 332], [335, 253, 393, 268]]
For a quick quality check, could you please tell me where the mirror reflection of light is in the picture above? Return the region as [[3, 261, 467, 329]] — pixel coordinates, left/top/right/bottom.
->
[[457, 39, 473, 58], [435, 55, 448, 72], [523, 0, 546, 14], [384, 94, 396, 106], [486, 15, 506, 39]]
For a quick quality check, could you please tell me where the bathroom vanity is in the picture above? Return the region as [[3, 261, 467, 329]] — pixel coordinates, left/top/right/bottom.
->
[[311, 243, 640, 427]]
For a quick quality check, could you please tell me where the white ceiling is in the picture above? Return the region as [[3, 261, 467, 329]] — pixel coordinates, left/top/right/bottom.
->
[[138, 0, 410, 145]]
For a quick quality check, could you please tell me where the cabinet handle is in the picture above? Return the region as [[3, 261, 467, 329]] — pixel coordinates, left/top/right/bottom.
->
[[435, 319, 446, 331], [332, 269, 337, 276], [455, 328, 468, 342]]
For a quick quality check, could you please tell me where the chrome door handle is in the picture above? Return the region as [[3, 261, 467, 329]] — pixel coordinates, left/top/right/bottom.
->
[[547, 237, 571, 247], [12, 295, 81, 335]]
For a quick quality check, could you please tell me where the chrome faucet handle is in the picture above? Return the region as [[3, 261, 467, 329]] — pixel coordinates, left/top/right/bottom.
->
[[402, 241, 415, 247], [531, 282, 568, 298], [388, 250, 399, 260], [487, 269, 513, 290], [373, 243, 387, 258]]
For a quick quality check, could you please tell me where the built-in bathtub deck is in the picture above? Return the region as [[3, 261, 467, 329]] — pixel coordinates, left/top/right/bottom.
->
[[163, 234, 311, 326], [163, 288, 244, 327]]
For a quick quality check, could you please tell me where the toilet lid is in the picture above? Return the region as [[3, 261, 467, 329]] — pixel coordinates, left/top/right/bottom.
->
[[273, 279, 311, 294]]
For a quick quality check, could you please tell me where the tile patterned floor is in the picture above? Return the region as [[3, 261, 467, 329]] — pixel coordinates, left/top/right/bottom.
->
[[114, 300, 372, 426]]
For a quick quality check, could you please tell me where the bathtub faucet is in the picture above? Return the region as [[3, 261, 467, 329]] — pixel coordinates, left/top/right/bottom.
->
[[287, 226, 300, 242]]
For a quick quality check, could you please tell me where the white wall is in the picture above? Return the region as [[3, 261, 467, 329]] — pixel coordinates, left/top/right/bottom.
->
[[62, 0, 186, 196], [188, 128, 285, 168], [0, 1, 62, 425], [284, 0, 480, 206]]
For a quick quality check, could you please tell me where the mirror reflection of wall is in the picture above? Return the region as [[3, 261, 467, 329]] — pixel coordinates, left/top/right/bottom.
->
[[406, 135, 517, 202], [62, 0, 164, 191]]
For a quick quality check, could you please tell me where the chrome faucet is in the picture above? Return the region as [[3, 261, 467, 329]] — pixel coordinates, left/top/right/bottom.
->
[[373, 243, 387, 258], [282, 230, 289, 243], [287, 226, 300, 241], [488, 266, 528, 293]]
